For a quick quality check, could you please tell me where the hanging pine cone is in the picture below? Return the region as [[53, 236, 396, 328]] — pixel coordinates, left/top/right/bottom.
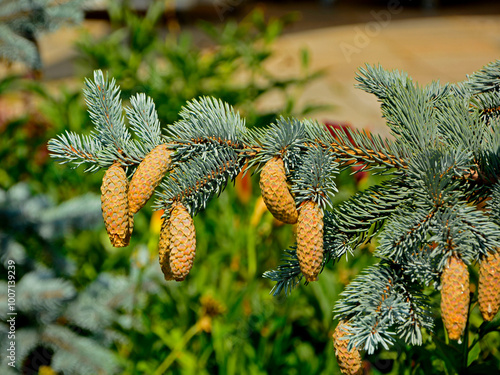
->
[[158, 217, 174, 281], [101, 162, 131, 247], [333, 321, 363, 375], [441, 255, 470, 340], [168, 202, 196, 281], [259, 157, 298, 224], [296, 200, 323, 282], [478, 251, 500, 321], [128, 144, 172, 214]]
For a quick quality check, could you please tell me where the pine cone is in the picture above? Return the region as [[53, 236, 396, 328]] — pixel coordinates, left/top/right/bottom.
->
[[478, 251, 500, 321], [296, 200, 323, 282], [128, 144, 172, 214], [441, 255, 470, 340], [168, 202, 196, 281], [259, 157, 298, 224], [333, 321, 363, 375], [101, 162, 130, 247], [158, 218, 174, 281]]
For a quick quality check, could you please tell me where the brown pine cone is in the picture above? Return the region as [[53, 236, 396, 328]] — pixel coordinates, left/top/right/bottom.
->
[[296, 200, 324, 282], [478, 251, 500, 321], [101, 162, 130, 247], [441, 255, 470, 340], [333, 321, 363, 375], [168, 202, 196, 281], [259, 157, 298, 224], [128, 144, 172, 214]]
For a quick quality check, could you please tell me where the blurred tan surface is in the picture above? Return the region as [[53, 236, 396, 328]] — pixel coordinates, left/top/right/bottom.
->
[[263, 14, 500, 137]]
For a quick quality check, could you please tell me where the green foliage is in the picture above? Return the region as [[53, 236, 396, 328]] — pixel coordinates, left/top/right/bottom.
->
[[76, 1, 324, 127], [0, 183, 121, 374]]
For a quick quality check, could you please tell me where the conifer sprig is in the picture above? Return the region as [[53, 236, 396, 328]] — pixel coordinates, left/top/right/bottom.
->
[[83, 71, 133, 162], [49, 61, 500, 366], [263, 247, 303, 297], [156, 147, 243, 217], [291, 146, 339, 209], [334, 262, 433, 353], [248, 117, 309, 173], [168, 96, 246, 147], [324, 126, 408, 171], [467, 59, 500, 94], [330, 179, 409, 247], [47, 131, 103, 172], [125, 93, 163, 154]]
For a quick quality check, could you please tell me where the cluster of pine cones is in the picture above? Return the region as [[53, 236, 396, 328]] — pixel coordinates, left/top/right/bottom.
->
[[259, 155, 500, 374], [440, 252, 500, 337], [100, 144, 196, 282], [331, 251, 500, 375], [101, 145, 500, 375]]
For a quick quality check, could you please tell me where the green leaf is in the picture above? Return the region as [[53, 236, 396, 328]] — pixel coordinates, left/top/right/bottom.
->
[[467, 342, 481, 366]]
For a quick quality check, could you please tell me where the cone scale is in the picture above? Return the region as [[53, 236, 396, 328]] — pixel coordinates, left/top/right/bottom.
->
[[259, 157, 298, 224]]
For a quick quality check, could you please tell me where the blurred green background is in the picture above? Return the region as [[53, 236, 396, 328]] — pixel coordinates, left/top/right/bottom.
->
[[1, 1, 499, 374]]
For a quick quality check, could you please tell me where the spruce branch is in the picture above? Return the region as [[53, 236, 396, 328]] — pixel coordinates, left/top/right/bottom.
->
[[330, 179, 409, 247], [263, 247, 302, 297], [47, 131, 104, 172], [430, 203, 500, 266], [84, 70, 131, 155], [355, 64, 410, 100], [435, 96, 488, 154], [407, 148, 471, 206], [467, 59, 500, 94], [156, 147, 244, 216], [307, 122, 408, 171], [168, 96, 247, 147], [49, 60, 500, 367], [334, 262, 433, 353], [355, 64, 457, 152], [470, 91, 500, 121], [334, 263, 400, 353], [376, 204, 434, 262], [247, 116, 309, 173], [291, 146, 339, 210], [125, 93, 163, 153]]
